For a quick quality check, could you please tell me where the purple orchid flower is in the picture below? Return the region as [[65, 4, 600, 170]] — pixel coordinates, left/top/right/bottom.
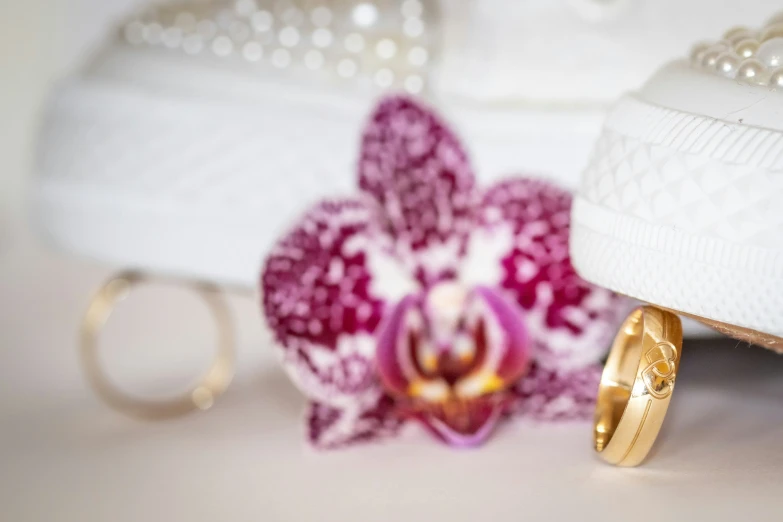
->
[[261, 96, 627, 449]]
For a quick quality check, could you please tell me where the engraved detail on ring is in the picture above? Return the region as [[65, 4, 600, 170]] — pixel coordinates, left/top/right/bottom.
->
[[641, 341, 677, 399], [594, 307, 683, 466]]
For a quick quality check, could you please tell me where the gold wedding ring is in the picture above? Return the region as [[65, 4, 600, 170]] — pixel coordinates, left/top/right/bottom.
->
[[594, 306, 683, 466], [81, 272, 235, 420]]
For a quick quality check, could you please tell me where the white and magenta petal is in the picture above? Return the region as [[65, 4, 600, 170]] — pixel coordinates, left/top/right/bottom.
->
[[358, 96, 478, 281], [478, 178, 628, 371], [261, 199, 387, 406], [509, 364, 602, 421], [307, 391, 403, 449]]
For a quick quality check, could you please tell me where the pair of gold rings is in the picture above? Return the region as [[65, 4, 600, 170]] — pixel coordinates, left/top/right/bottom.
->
[[79, 274, 683, 466]]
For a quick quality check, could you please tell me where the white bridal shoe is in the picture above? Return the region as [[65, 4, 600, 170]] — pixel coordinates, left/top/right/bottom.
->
[[35, 0, 778, 288], [571, 14, 783, 347]]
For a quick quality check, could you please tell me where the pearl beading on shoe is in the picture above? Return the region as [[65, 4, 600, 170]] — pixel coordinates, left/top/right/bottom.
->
[[121, 0, 435, 94], [689, 12, 783, 88]]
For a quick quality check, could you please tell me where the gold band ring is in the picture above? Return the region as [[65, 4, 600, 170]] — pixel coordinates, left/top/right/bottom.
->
[[594, 306, 683, 467], [80, 272, 235, 420]]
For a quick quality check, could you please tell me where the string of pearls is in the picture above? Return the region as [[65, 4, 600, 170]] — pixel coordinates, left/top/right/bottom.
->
[[690, 12, 783, 88], [122, 0, 432, 94]]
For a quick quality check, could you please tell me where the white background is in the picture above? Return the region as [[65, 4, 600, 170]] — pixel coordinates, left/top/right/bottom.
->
[[2, 2, 783, 521]]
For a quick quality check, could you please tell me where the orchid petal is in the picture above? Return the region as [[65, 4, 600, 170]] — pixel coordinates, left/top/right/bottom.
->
[[261, 199, 387, 405], [479, 178, 628, 371], [307, 392, 403, 449], [359, 96, 477, 281], [510, 364, 602, 421]]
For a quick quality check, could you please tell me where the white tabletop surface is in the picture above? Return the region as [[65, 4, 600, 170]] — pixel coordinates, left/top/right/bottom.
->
[[3, 239, 783, 521], [2, 2, 783, 521]]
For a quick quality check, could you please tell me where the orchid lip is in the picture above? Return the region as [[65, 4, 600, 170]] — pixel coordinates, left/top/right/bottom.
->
[[410, 397, 506, 448], [376, 286, 531, 398]]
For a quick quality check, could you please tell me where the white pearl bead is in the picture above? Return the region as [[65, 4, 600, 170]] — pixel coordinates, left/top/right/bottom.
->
[[278, 26, 299, 47], [376, 38, 398, 59], [124, 22, 145, 45], [761, 24, 783, 42], [403, 18, 424, 38], [304, 50, 324, 70], [770, 68, 783, 88], [768, 12, 783, 25], [212, 36, 233, 57], [216, 9, 234, 30], [345, 33, 364, 53], [728, 30, 756, 45], [162, 27, 183, 49], [756, 37, 783, 68], [271, 48, 291, 68], [715, 52, 740, 77], [145, 23, 163, 45], [352, 3, 379, 28], [311, 28, 333, 48], [182, 35, 203, 55], [404, 75, 424, 93], [736, 59, 767, 83], [197, 20, 217, 39], [235, 0, 257, 17], [689, 42, 710, 64], [230, 22, 250, 42], [375, 68, 394, 87], [401, 0, 424, 18], [724, 26, 749, 40], [242, 41, 263, 61], [408, 46, 428, 66], [734, 39, 759, 59], [700, 49, 721, 68], [251, 11, 273, 32]]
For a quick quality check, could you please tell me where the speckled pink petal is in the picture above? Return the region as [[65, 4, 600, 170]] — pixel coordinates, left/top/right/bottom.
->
[[509, 364, 602, 421], [359, 96, 477, 278], [479, 178, 628, 371], [261, 199, 387, 405], [307, 393, 404, 449]]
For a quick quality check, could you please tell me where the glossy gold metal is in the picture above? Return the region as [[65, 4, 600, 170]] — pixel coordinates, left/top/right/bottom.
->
[[80, 271, 235, 420], [594, 306, 683, 467]]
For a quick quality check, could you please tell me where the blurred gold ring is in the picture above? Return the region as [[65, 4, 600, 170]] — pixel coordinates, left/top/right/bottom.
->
[[80, 271, 235, 420], [594, 306, 683, 467]]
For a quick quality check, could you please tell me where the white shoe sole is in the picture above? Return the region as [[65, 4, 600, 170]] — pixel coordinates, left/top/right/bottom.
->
[[34, 47, 603, 287], [571, 61, 783, 340]]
